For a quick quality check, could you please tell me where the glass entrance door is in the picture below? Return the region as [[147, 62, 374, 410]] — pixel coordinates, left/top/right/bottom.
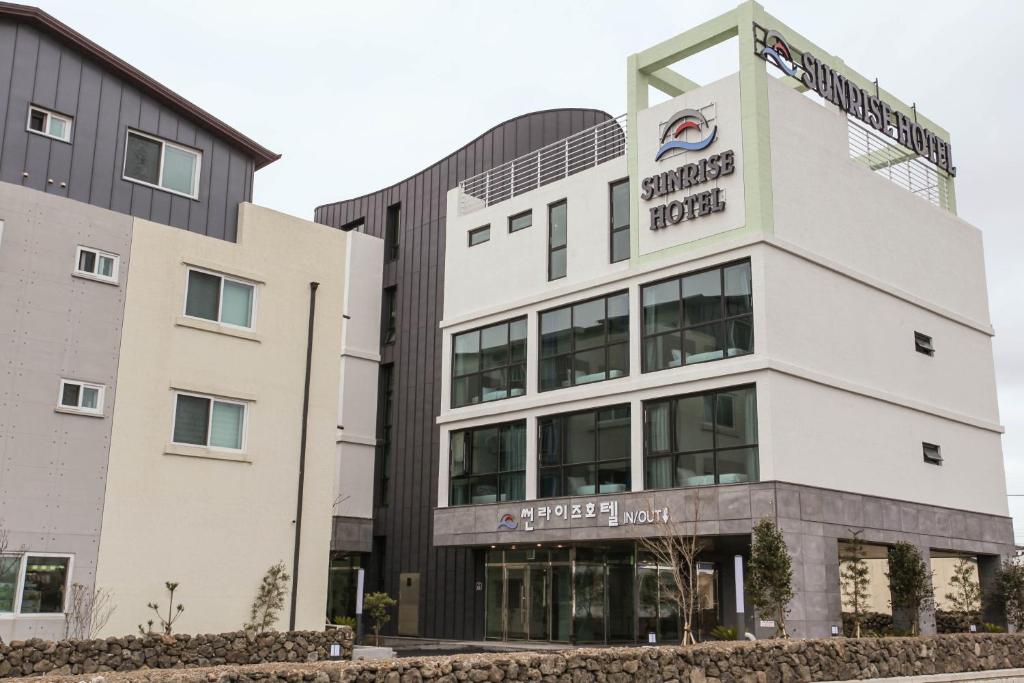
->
[[528, 565, 550, 640], [506, 567, 527, 640]]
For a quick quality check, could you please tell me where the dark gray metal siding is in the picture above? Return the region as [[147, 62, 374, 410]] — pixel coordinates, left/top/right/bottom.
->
[[0, 19, 255, 241], [314, 108, 613, 640]]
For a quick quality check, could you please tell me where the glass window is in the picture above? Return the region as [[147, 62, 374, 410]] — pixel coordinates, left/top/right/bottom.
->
[[449, 421, 526, 506], [57, 379, 103, 414], [509, 210, 532, 233], [124, 130, 200, 197], [185, 269, 255, 329], [610, 179, 630, 263], [537, 404, 631, 498], [0, 555, 18, 612], [539, 292, 629, 392], [19, 556, 69, 614], [74, 246, 119, 283], [451, 317, 527, 408], [469, 225, 490, 246], [173, 393, 246, 450], [644, 385, 758, 489], [548, 200, 567, 281], [642, 260, 753, 372], [385, 203, 401, 260], [381, 286, 397, 345], [26, 105, 72, 142]]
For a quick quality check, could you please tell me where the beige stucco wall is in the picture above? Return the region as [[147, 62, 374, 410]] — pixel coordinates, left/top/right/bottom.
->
[[95, 203, 348, 636]]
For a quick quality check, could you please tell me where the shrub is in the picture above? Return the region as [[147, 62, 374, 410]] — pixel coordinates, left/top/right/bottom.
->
[[746, 518, 795, 638]]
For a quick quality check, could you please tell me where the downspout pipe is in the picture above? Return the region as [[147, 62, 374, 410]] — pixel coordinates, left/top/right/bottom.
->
[[290, 281, 319, 630]]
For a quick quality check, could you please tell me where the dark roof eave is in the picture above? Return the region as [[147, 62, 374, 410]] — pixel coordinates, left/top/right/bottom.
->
[[0, 2, 281, 169]]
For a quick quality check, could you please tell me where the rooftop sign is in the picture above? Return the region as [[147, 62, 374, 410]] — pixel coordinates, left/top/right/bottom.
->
[[753, 23, 956, 177]]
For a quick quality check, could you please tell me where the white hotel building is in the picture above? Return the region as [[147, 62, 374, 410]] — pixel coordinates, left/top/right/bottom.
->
[[429, 4, 1015, 642]]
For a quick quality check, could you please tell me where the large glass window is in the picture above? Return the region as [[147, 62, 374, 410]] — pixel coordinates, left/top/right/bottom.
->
[[0, 555, 19, 612], [644, 385, 758, 489], [449, 421, 526, 506], [609, 179, 629, 263], [381, 286, 397, 345], [18, 556, 70, 614], [540, 292, 628, 391], [452, 317, 527, 408], [538, 405, 631, 498], [123, 130, 200, 197], [548, 200, 567, 281], [641, 260, 753, 372]]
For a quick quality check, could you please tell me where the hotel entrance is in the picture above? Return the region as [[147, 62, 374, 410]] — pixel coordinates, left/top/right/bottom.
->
[[484, 543, 737, 644]]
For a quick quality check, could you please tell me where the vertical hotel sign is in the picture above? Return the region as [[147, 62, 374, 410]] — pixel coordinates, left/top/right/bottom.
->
[[753, 23, 956, 176]]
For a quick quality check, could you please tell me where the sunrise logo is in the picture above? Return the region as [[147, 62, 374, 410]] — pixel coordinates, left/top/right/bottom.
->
[[498, 513, 518, 530], [761, 30, 798, 77], [654, 108, 718, 161]]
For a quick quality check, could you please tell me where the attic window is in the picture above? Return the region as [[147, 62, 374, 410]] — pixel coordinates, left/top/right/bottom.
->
[[27, 105, 72, 143], [123, 130, 201, 199]]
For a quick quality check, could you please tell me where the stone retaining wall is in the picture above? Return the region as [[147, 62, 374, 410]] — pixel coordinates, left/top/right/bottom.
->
[[0, 628, 354, 678]]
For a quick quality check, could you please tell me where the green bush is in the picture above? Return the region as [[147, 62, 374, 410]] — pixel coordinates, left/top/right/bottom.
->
[[708, 625, 737, 641]]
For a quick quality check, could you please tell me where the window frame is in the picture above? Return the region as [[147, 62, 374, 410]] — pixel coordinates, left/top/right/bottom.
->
[[341, 218, 366, 233], [508, 209, 532, 234], [547, 199, 567, 281], [385, 203, 401, 261], [0, 552, 74, 616], [170, 390, 249, 452], [609, 178, 630, 263], [922, 442, 943, 465], [468, 224, 491, 247], [376, 364, 394, 507], [538, 290, 630, 393], [56, 379, 105, 415], [643, 384, 759, 490], [122, 128, 202, 200], [450, 316, 527, 408], [640, 258, 754, 373], [26, 104, 72, 143], [449, 420, 527, 507], [914, 332, 935, 356], [537, 404, 632, 499], [73, 245, 120, 284], [381, 286, 397, 345], [183, 266, 258, 330]]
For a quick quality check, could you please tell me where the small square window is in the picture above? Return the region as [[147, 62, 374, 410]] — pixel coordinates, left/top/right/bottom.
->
[[74, 246, 119, 284], [26, 105, 72, 143], [184, 268, 255, 329], [57, 379, 104, 415], [922, 442, 943, 465], [172, 392, 246, 451], [508, 210, 532, 233], [914, 332, 934, 356], [469, 225, 490, 247]]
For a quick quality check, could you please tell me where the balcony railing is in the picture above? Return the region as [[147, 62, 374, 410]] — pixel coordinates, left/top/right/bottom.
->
[[847, 116, 954, 212], [459, 114, 627, 215]]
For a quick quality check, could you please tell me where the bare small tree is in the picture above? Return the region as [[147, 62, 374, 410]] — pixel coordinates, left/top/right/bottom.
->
[[244, 562, 290, 634], [637, 492, 705, 645], [840, 529, 871, 637], [139, 581, 184, 635], [64, 583, 116, 639], [0, 522, 26, 646]]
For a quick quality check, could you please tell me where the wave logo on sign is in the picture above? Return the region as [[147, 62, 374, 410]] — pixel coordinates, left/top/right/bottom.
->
[[761, 30, 798, 77], [655, 108, 718, 161], [497, 513, 518, 530]]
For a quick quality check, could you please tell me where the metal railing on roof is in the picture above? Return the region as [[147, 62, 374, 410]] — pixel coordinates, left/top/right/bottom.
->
[[847, 116, 953, 212], [459, 114, 628, 215]]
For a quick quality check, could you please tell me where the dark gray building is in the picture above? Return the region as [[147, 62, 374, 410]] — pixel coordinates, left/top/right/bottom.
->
[[314, 109, 614, 638]]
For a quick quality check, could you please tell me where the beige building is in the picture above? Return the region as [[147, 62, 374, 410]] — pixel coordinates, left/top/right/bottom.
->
[[94, 204, 382, 635]]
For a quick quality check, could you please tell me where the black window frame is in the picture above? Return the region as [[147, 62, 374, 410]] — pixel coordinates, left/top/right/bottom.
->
[[376, 364, 394, 506], [508, 209, 533, 233], [468, 224, 491, 247], [922, 442, 943, 465], [537, 404, 632, 499], [385, 203, 401, 261], [643, 384, 759, 489], [449, 420, 527, 506], [914, 332, 935, 356], [451, 316, 527, 408], [341, 218, 366, 233], [381, 286, 397, 345], [640, 258, 754, 373], [547, 199, 567, 281], [538, 290, 630, 393], [609, 178, 630, 263]]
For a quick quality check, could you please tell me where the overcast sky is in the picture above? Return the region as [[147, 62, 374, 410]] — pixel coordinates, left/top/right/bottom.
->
[[36, 0, 1024, 543]]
